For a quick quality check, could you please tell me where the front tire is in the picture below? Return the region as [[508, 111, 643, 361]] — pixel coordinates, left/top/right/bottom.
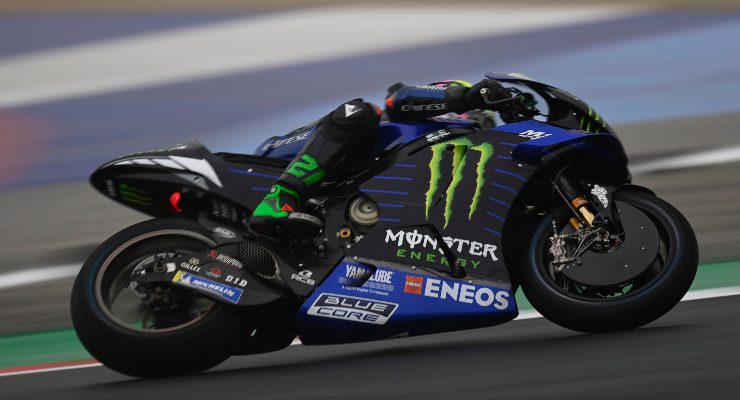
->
[[70, 218, 249, 377], [521, 189, 698, 333]]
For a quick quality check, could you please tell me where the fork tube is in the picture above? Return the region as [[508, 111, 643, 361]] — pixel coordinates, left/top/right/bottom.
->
[[553, 172, 596, 229]]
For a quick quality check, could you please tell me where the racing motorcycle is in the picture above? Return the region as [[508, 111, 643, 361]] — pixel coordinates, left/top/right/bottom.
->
[[71, 72, 698, 378]]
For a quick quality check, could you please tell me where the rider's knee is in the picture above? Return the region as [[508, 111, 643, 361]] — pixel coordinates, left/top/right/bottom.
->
[[322, 99, 380, 142]]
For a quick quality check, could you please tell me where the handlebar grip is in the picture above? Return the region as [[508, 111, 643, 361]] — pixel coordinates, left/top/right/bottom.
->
[[479, 88, 515, 106]]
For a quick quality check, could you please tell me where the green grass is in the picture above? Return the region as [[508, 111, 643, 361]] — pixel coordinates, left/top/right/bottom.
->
[[1, 260, 739, 370]]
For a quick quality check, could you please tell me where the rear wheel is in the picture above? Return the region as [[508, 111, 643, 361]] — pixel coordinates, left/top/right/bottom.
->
[[71, 218, 249, 377], [521, 189, 698, 333]]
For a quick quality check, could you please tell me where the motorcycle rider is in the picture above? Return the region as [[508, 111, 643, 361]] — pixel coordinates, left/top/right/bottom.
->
[[249, 78, 514, 234]]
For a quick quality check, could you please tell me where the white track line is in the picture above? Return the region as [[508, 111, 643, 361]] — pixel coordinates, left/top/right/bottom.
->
[[0, 5, 638, 109], [1, 285, 738, 378], [0, 362, 102, 378], [0, 264, 80, 290], [631, 145, 740, 175]]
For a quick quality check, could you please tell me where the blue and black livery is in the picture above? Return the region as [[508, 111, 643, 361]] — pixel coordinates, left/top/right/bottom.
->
[[76, 73, 697, 378]]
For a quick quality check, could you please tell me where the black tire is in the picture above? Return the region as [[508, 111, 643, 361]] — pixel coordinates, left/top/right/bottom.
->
[[521, 189, 698, 333], [236, 328, 295, 355], [70, 218, 249, 378]]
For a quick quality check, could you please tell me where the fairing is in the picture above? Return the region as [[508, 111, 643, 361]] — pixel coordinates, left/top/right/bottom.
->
[[90, 75, 633, 344]]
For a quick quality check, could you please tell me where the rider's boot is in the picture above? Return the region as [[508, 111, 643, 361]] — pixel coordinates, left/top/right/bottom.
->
[[249, 183, 322, 236]]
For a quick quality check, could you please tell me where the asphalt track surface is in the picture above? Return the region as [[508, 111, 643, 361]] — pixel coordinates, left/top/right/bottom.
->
[[2, 295, 739, 400]]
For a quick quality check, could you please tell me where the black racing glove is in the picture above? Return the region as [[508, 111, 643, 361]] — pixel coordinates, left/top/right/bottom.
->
[[446, 79, 511, 113]]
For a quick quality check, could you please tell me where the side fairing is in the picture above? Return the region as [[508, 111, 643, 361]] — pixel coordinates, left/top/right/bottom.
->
[[493, 120, 628, 169], [297, 129, 533, 344], [297, 122, 633, 344], [350, 130, 536, 283], [297, 260, 517, 344]]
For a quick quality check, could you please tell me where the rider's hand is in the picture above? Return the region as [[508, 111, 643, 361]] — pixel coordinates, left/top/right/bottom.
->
[[446, 79, 511, 113], [465, 79, 511, 110], [499, 92, 538, 123]]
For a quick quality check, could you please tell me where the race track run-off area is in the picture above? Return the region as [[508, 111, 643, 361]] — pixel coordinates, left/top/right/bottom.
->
[[1, 294, 739, 400], [1, 3, 740, 398]]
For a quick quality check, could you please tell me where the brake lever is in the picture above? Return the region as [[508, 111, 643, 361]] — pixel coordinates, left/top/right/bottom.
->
[[479, 87, 515, 106], [482, 87, 541, 118]]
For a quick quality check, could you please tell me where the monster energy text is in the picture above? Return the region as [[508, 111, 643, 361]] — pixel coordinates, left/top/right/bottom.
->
[[425, 138, 493, 228], [385, 229, 498, 269]]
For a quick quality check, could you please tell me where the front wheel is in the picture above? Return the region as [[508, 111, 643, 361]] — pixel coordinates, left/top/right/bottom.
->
[[521, 189, 698, 333], [70, 218, 249, 377]]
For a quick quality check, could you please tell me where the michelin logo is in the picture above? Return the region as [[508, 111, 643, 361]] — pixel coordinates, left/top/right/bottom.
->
[[171, 271, 243, 304]]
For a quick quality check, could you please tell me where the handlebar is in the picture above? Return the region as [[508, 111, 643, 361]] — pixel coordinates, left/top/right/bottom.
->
[[479, 87, 541, 122]]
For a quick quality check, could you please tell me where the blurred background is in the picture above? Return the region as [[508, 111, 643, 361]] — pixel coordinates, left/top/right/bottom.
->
[[0, 0, 739, 376]]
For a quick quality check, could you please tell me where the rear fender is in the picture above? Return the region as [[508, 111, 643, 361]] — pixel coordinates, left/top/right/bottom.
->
[[90, 141, 285, 219]]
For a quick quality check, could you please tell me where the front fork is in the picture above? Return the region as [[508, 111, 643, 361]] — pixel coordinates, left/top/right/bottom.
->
[[547, 170, 602, 268], [552, 171, 598, 230]]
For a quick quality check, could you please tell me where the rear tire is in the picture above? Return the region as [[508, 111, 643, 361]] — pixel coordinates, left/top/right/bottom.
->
[[521, 189, 698, 333], [70, 218, 249, 377]]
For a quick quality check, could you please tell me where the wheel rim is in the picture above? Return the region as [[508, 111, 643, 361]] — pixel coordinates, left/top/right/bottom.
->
[[94, 229, 219, 333], [537, 199, 676, 302]]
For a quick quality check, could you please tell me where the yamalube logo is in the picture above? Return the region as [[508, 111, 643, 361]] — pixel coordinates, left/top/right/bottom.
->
[[338, 263, 374, 286], [340, 263, 396, 296], [385, 229, 498, 269], [426, 138, 492, 228], [307, 293, 398, 325]]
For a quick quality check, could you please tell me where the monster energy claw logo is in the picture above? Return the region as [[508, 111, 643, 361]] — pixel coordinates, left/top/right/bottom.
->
[[425, 138, 493, 228]]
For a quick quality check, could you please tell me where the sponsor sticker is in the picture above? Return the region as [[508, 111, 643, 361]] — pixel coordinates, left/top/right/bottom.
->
[[425, 129, 451, 143], [179, 257, 201, 273], [591, 185, 609, 208], [291, 270, 316, 286], [404, 275, 424, 294], [385, 229, 499, 270], [225, 274, 248, 287], [518, 129, 551, 140], [338, 263, 395, 296], [426, 138, 492, 228], [171, 271, 243, 304], [307, 293, 398, 325], [338, 263, 374, 286], [213, 227, 237, 239], [207, 250, 244, 269], [206, 267, 222, 279], [401, 103, 448, 112], [405, 277, 510, 310], [261, 131, 312, 151]]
